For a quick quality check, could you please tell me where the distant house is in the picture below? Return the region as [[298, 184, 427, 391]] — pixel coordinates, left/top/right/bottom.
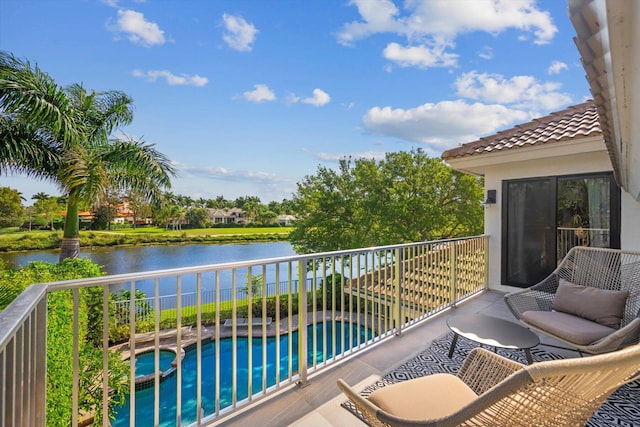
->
[[207, 208, 247, 225], [208, 209, 231, 224], [108, 197, 152, 226], [276, 214, 296, 226]]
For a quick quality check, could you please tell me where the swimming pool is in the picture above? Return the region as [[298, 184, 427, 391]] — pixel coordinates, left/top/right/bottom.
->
[[133, 349, 176, 378], [113, 321, 372, 426]]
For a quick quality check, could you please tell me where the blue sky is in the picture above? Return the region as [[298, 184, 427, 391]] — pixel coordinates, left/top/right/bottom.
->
[[1, 0, 590, 204]]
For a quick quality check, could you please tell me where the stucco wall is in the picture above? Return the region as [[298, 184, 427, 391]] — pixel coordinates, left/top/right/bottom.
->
[[480, 150, 613, 293], [621, 191, 640, 252]]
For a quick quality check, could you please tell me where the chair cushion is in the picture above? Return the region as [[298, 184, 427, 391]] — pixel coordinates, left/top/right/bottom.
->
[[368, 373, 478, 421], [522, 310, 616, 346], [553, 279, 628, 328]]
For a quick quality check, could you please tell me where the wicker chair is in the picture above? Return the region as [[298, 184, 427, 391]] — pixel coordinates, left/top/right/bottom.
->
[[337, 344, 640, 427], [505, 247, 640, 354]]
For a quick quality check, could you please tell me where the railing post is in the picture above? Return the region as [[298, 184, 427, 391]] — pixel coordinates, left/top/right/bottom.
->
[[484, 236, 490, 290], [395, 247, 403, 336], [297, 260, 309, 387], [450, 241, 458, 307]]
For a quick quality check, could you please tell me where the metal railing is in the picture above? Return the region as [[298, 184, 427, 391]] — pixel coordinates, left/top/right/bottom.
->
[[0, 235, 488, 427], [110, 279, 317, 325], [557, 227, 610, 261]]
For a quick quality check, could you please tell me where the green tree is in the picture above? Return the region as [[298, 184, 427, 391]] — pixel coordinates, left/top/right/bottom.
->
[[169, 204, 185, 230], [127, 190, 152, 228], [254, 205, 278, 225], [0, 259, 129, 426], [290, 149, 484, 253], [185, 207, 210, 228], [32, 194, 61, 230], [0, 52, 176, 260], [31, 191, 50, 203], [93, 188, 121, 230], [242, 271, 264, 297], [0, 186, 24, 227]]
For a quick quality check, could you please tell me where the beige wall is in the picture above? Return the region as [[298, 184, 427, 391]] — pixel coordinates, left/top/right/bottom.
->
[[480, 150, 613, 292], [621, 191, 640, 252]]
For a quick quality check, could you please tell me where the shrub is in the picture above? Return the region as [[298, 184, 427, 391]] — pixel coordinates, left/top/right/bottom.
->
[[0, 259, 129, 426]]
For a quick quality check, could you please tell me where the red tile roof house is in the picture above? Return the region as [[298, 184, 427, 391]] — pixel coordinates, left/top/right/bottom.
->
[[442, 0, 640, 292]]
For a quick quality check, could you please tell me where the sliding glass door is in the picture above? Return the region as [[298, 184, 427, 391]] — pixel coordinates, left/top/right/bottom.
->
[[502, 173, 619, 288]]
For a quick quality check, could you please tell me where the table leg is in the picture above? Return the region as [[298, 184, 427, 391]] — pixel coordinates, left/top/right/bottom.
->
[[448, 333, 459, 359], [524, 348, 534, 364]]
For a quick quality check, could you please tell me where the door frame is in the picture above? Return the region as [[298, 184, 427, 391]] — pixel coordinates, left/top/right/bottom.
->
[[501, 171, 620, 288]]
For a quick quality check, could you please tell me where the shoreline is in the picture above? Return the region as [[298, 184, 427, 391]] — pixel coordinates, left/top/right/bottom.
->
[[0, 228, 292, 253]]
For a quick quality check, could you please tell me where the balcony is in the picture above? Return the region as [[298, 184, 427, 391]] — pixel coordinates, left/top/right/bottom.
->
[[1, 235, 635, 426]]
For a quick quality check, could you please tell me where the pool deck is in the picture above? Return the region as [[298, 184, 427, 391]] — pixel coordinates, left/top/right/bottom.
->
[[213, 290, 577, 427], [118, 311, 377, 361]]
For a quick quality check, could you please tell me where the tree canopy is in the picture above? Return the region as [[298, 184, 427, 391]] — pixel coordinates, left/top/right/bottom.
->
[[290, 149, 484, 254], [0, 186, 24, 227]]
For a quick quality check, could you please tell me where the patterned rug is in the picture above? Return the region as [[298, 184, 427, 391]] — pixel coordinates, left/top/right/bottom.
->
[[341, 332, 640, 426]]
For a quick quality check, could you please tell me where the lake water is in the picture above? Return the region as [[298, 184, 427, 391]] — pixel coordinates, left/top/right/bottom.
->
[[0, 242, 298, 299], [0, 241, 296, 273]]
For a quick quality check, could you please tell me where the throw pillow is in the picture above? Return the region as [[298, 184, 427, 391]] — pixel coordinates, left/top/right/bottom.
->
[[553, 278, 628, 328]]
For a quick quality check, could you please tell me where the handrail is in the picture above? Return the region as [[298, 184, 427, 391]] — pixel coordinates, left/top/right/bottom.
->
[[0, 284, 47, 350], [0, 234, 489, 427]]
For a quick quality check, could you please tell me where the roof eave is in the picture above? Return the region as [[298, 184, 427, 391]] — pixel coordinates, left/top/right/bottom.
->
[[445, 135, 606, 176], [569, 0, 640, 200]]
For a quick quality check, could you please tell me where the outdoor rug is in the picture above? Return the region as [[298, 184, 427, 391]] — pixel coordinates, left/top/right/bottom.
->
[[341, 332, 640, 426]]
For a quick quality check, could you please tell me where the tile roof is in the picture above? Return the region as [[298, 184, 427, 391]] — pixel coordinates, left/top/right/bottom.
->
[[441, 100, 601, 160]]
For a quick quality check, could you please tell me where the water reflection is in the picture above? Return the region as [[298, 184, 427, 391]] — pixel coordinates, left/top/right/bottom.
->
[[0, 242, 297, 300]]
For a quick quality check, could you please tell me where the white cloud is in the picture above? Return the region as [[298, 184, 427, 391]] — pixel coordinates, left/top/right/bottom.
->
[[478, 46, 494, 60], [336, 0, 402, 46], [287, 89, 330, 107], [132, 69, 208, 86], [548, 60, 568, 74], [338, 0, 557, 68], [302, 89, 331, 107], [222, 14, 258, 52], [383, 42, 458, 68], [177, 162, 290, 184], [111, 9, 165, 47], [242, 84, 276, 103], [454, 71, 572, 110], [342, 0, 557, 43], [362, 100, 529, 151]]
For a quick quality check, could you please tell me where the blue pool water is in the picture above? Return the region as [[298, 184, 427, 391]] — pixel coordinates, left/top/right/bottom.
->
[[134, 350, 175, 378], [113, 322, 372, 426]]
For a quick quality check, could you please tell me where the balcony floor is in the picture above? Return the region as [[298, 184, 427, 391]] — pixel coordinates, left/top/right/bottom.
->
[[216, 290, 579, 426]]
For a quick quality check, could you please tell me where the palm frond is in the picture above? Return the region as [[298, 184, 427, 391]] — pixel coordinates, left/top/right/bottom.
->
[[99, 136, 176, 203], [0, 51, 78, 145], [0, 114, 62, 178]]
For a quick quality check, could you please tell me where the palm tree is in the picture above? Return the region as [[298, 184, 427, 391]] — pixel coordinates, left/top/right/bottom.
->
[[0, 52, 176, 260], [32, 192, 50, 202]]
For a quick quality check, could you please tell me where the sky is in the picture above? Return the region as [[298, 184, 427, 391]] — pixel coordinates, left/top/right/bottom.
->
[[0, 0, 591, 205]]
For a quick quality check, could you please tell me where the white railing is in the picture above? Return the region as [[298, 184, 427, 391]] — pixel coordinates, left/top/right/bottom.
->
[[557, 227, 610, 261], [110, 279, 317, 325], [0, 285, 47, 427], [0, 235, 488, 427]]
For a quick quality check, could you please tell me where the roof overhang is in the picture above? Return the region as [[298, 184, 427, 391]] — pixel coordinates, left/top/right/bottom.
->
[[569, 0, 640, 200], [445, 135, 605, 176]]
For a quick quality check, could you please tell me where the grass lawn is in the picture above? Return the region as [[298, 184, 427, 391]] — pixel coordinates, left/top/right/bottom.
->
[[94, 227, 293, 235], [0, 227, 294, 252]]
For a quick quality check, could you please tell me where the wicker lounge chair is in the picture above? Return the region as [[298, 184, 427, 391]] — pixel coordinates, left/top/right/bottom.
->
[[505, 247, 640, 354], [337, 344, 640, 427]]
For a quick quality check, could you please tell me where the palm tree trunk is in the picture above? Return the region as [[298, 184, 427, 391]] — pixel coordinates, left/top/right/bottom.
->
[[59, 200, 80, 261]]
